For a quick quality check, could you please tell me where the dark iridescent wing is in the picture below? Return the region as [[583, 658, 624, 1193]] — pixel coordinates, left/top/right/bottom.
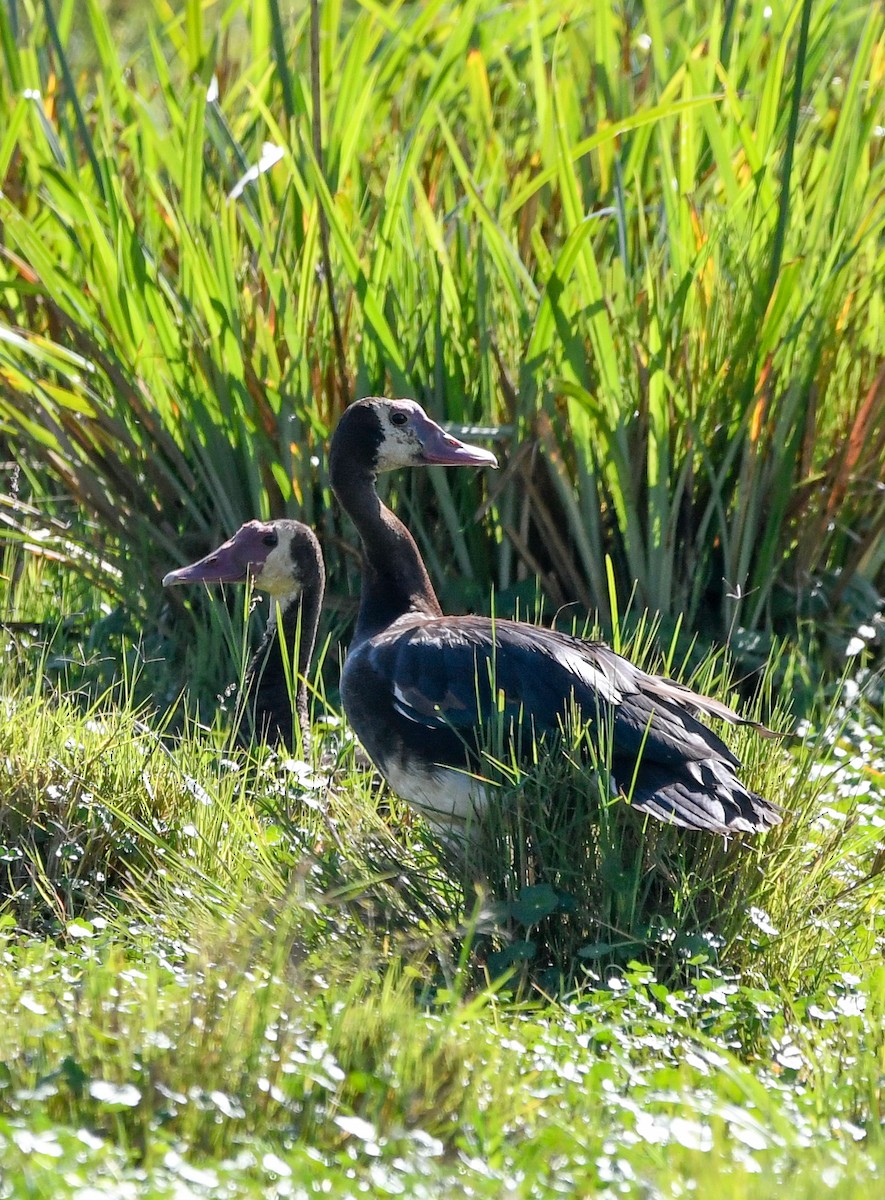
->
[[368, 618, 739, 767], [367, 618, 613, 744], [357, 616, 781, 833]]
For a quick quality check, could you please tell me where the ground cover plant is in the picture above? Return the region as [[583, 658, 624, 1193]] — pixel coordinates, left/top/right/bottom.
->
[[0, 0, 883, 1195]]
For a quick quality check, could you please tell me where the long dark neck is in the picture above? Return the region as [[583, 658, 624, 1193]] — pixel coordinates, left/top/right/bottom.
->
[[331, 462, 442, 644], [244, 580, 322, 755]]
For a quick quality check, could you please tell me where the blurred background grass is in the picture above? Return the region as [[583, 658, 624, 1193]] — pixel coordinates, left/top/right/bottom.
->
[[0, 0, 882, 713]]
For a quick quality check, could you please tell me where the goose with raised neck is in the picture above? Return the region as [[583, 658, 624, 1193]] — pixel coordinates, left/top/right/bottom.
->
[[329, 397, 783, 838]]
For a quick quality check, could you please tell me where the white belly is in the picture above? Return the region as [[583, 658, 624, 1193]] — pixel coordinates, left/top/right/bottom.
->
[[380, 758, 490, 836]]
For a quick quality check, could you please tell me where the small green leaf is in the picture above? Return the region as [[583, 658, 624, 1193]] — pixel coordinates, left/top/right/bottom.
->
[[509, 884, 559, 928], [578, 940, 644, 961], [487, 942, 537, 976], [66, 919, 94, 940]]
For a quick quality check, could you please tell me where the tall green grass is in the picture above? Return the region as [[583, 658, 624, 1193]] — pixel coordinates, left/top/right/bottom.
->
[[0, 0, 882, 668]]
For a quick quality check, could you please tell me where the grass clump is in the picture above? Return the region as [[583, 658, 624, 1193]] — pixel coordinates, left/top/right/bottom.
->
[[0, 682, 182, 930], [0, 916, 510, 1161], [0, 907, 882, 1197], [458, 629, 884, 993]]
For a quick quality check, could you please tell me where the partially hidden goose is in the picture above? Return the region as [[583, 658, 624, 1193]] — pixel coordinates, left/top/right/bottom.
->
[[330, 396, 782, 836], [164, 519, 324, 754]]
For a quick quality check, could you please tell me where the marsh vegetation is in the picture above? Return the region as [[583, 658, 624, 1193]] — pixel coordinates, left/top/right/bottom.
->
[[0, 0, 883, 1194]]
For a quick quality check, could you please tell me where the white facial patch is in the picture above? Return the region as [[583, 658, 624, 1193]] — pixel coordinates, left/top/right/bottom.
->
[[255, 538, 302, 598], [369, 399, 432, 472], [374, 422, 423, 471]]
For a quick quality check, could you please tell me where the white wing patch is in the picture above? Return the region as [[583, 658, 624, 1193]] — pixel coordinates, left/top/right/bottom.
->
[[551, 645, 623, 704], [391, 681, 423, 723]]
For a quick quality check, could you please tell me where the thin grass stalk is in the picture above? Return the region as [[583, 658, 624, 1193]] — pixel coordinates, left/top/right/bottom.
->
[[765, 0, 812, 304], [310, 0, 349, 404]]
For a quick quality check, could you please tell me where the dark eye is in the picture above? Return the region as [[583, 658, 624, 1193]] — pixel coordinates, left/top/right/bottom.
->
[[390, 411, 408, 427], [262, 531, 278, 548]]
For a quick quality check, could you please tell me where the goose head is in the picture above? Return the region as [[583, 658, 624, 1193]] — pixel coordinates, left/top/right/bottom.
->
[[163, 519, 323, 601], [329, 397, 498, 481]]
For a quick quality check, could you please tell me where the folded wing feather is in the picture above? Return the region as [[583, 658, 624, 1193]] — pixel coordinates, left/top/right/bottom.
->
[[363, 615, 782, 833]]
